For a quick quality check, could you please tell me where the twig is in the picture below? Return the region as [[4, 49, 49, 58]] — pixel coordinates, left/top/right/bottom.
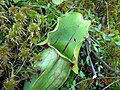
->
[[69, 77, 120, 90], [69, 78, 92, 90], [85, 37, 97, 79], [91, 51, 120, 75], [16, 60, 26, 74], [66, 0, 78, 13], [102, 79, 120, 90], [104, 0, 110, 30], [0, 15, 11, 23]]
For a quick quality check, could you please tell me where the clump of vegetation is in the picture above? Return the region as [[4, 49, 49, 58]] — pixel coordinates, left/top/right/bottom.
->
[[0, 0, 57, 89], [0, 0, 120, 90]]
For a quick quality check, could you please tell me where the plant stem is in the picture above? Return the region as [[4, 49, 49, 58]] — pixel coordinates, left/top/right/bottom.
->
[[104, 0, 110, 30], [85, 37, 97, 79], [69, 77, 120, 90], [102, 79, 120, 90], [91, 51, 120, 75]]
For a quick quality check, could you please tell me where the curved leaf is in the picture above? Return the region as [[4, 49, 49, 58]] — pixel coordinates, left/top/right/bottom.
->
[[23, 48, 59, 90], [38, 12, 91, 73], [31, 57, 71, 90]]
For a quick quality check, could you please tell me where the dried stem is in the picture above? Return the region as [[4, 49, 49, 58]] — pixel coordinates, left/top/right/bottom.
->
[[85, 37, 97, 79], [104, 0, 110, 30], [85, 36, 120, 75], [102, 79, 120, 90], [91, 51, 120, 75]]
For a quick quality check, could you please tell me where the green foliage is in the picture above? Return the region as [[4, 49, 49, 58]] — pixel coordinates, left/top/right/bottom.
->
[[0, 0, 120, 90], [0, 0, 56, 89], [3, 77, 17, 90], [52, 0, 67, 5], [38, 12, 90, 74], [24, 12, 90, 90]]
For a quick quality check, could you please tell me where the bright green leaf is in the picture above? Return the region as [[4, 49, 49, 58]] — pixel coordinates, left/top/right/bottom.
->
[[52, 0, 67, 5], [13, 0, 21, 3], [38, 12, 91, 74], [108, 33, 115, 37], [86, 56, 90, 66], [31, 57, 71, 90], [96, 24, 102, 32], [115, 41, 120, 46], [103, 34, 110, 41], [79, 71, 85, 78]]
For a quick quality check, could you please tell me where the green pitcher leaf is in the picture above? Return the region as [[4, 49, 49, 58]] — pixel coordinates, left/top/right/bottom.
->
[[23, 48, 59, 90], [31, 57, 71, 90], [23, 74, 39, 90], [38, 12, 91, 73], [34, 48, 59, 71], [24, 12, 91, 90]]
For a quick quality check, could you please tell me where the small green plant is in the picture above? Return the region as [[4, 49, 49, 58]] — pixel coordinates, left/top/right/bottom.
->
[[0, 0, 120, 90], [24, 12, 91, 90]]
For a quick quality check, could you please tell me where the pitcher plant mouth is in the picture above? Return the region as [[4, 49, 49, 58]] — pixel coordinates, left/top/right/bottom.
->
[[23, 12, 91, 90], [37, 12, 91, 74]]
